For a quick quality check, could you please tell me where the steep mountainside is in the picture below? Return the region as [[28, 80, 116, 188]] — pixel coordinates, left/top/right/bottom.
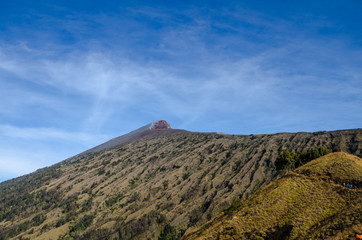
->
[[0, 122, 361, 239], [183, 152, 362, 240], [81, 120, 172, 154]]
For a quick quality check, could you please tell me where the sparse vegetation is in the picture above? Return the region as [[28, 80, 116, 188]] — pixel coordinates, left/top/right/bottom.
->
[[0, 129, 361, 239], [69, 214, 94, 233], [158, 224, 178, 240]]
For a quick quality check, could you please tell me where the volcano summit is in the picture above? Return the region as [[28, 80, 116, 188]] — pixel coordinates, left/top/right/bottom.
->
[[83, 120, 173, 154]]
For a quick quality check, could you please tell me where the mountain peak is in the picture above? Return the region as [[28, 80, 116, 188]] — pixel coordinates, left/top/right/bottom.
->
[[80, 120, 173, 155], [149, 120, 171, 130]]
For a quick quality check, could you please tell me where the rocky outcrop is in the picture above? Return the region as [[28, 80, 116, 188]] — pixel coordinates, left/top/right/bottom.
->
[[149, 120, 171, 130]]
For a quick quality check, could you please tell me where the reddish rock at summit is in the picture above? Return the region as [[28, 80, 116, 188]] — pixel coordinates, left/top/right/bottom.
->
[[150, 120, 171, 130]]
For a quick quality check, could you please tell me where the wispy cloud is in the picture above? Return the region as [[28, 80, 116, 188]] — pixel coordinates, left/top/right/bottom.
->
[[1, 35, 361, 132], [0, 124, 108, 146], [0, 2, 361, 181], [0, 150, 56, 177], [0, 124, 109, 180]]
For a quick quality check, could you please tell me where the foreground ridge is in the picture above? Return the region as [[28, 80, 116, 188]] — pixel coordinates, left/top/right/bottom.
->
[[183, 152, 362, 240]]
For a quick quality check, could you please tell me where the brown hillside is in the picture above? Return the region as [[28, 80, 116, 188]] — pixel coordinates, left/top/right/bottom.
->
[[0, 127, 361, 239]]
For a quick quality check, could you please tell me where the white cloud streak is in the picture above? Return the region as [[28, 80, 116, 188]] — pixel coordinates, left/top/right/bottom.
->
[[1, 37, 360, 131], [0, 124, 108, 146], [0, 4, 361, 181]]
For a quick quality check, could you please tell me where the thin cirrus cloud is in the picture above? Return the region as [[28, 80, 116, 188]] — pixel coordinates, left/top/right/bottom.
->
[[0, 45, 277, 125], [0, 123, 109, 182], [0, 124, 107, 145], [1, 39, 361, 131]]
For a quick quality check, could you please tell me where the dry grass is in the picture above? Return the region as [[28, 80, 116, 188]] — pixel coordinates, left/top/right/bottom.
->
[[183, 152, 362, 240]]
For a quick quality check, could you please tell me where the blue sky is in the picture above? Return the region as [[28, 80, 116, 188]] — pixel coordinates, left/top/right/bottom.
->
[[0, 0, 361, 182]]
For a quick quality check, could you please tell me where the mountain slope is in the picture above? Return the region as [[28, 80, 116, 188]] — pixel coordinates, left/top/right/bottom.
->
[[80, 120, 172, 154], [0, 123, 361, 239], [183, 152, 362, 240]]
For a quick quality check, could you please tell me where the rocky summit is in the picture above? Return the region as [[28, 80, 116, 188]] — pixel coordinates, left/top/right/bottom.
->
[[149, 120, 171, 130]]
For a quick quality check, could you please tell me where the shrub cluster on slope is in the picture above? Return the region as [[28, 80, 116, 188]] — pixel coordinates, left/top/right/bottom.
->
[[275, 146, 332, 172]]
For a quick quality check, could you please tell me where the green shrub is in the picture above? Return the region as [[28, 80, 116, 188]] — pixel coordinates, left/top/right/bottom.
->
[[158, 224, 178, 240], [69, 214, 94, 232], [275, 151, 295, 171], [182, 172, 190, 180], [275, 147, 332, 172]]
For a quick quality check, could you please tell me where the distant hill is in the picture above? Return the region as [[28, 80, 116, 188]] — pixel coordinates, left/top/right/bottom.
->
[[0, 122, 361, 239], [183, 152, 362, 240]]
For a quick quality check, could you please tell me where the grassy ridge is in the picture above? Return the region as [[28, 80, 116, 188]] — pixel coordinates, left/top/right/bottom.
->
[[296, 152, 362, 187], [183, 152, 362, 240]]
